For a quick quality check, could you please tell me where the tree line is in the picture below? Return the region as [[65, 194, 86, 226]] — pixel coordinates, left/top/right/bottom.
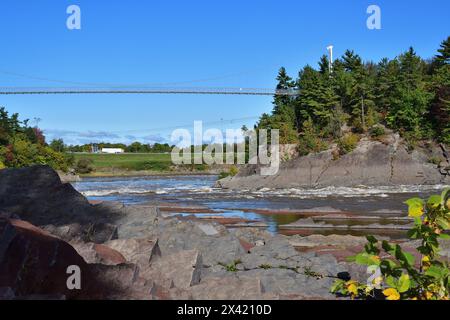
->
[[62, 141, 174, 154], [0, 107, 72, 171], [256, 37, 450, 154]]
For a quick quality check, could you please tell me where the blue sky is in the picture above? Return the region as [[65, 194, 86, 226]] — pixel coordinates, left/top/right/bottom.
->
[[0, 0, 449, 145]]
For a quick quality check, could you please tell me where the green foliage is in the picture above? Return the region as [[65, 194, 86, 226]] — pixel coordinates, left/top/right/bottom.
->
[[220, 260, 242, 272], [337, 133, 360, 155], [259, 264, 272, 270], [0, 107, 71, 171], [256, 37, 450, 153], [75, 158, 94, 174], [428, 156, 442, 166], [369, 126, 386, 139], [297, 119, 328, 156], [218, 165, 239, 180], [331, 188, 450, 300]]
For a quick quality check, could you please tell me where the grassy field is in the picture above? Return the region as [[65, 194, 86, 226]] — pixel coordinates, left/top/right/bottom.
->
[[71, 153, 210, 175], [72, 153, 173, 172]]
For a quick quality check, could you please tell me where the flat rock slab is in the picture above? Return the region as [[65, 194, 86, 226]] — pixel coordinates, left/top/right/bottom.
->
[[196, 223, 220, 236], [141, 249, 202, 289], [104, 238, 161, 270], [190, 276, 263, 300], [71, 242, 127, 265]]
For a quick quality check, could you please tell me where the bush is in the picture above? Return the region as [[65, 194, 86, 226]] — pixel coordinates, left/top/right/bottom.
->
[[331, 188, 450, 300], [75, 159, 94, 174], [229, 165, 239, 176], [218, 165, 239, 180], [428, 156, 442, 166], [338, 133, 360, 155], [297, 119, 329, 156], [369, 126, 386, 139]]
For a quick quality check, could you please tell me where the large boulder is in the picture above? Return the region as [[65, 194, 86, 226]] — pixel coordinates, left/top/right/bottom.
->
[[0, 218, 94, 299], [0, 166, 120, 243]]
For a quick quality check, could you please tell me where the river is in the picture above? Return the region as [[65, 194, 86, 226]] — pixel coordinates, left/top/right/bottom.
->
[[71, 175, 446, 237]]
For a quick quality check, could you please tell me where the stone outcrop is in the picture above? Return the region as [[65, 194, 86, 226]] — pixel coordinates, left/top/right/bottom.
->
[[217, 135, 448, 189]]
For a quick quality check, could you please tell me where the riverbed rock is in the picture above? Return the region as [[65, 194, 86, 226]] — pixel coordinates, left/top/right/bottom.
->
[[189, 276, 264, 300], [141, 249, 202, 289], [0, 218, 93, 299], [104, 238, 161, 270], [217, 136, 448, 189], [71, 242, 127, 265], [0, 166, 121, 243]]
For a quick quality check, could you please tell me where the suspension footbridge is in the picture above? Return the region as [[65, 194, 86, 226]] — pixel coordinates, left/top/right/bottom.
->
[[0, 86, 299, 96]]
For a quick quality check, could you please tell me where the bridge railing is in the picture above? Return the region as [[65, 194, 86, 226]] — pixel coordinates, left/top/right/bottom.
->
[[0, 86, 300, 96]]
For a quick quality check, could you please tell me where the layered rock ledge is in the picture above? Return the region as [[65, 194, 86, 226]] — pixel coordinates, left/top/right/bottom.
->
[[217, 135, 449, 189]]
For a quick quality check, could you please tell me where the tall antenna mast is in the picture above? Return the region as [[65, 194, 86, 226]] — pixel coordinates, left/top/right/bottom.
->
[[326, 45, 334, 73]]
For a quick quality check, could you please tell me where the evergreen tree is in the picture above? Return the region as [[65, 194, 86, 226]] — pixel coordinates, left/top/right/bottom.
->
[[435, 36, 450, 67], [342, 50, 362, 72]]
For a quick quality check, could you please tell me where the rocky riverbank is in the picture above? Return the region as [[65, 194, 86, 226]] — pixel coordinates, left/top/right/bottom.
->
[[217, 134, 449, 189], [0, 166, 448, 300]]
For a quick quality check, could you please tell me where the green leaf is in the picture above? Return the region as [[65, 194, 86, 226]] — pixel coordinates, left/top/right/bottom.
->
[[407, 228, 419, 239], [382, 240, 395, 253], [397, 274, 410, 293], [385, 275, 397, 288], [366, 235, 378, 243], [330, 279, 345, 293], [394, 245, 415, 266], [427, 195, 442, 209], [439, 233, 450, 239], [441, 188, 450, 206], [402, 251, 415, 266], [354, 253, 370, 265], [405, 198, 425, 217], [436, 217, 449, 230], [425, 265, 444, 279]]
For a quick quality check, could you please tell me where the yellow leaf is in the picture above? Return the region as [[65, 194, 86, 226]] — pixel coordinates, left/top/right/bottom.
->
[[348, 283, 358, 295], [408, 205, 424, 218], [425, 291, 433, 300], [383, 288, 400, 300], [422, 256, 431, 270]]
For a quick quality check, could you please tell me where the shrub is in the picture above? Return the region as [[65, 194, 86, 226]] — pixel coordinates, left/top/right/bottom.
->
[[297, 119, 329, 156], [428, 156, 442, 166], [331, 188, 450, 300], [75, 158, 94, 174], [338, 133, 360, 155], [369, 126, 386, 139], [229, 165, 239, 176], [218, 165, 239, 180]]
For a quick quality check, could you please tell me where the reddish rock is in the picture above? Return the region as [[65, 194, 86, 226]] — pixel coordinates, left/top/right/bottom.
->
[[0, 218, 94, 299], [71, 242, 127, 265], [239, 238, 255, 253], [104, 238, 161, 270]]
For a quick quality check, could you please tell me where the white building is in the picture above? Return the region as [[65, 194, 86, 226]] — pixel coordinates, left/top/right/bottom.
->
[[101, 148, 124, 154]]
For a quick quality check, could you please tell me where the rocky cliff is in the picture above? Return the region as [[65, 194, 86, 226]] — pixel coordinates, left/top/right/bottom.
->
[[217, 134, 449, 190]]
